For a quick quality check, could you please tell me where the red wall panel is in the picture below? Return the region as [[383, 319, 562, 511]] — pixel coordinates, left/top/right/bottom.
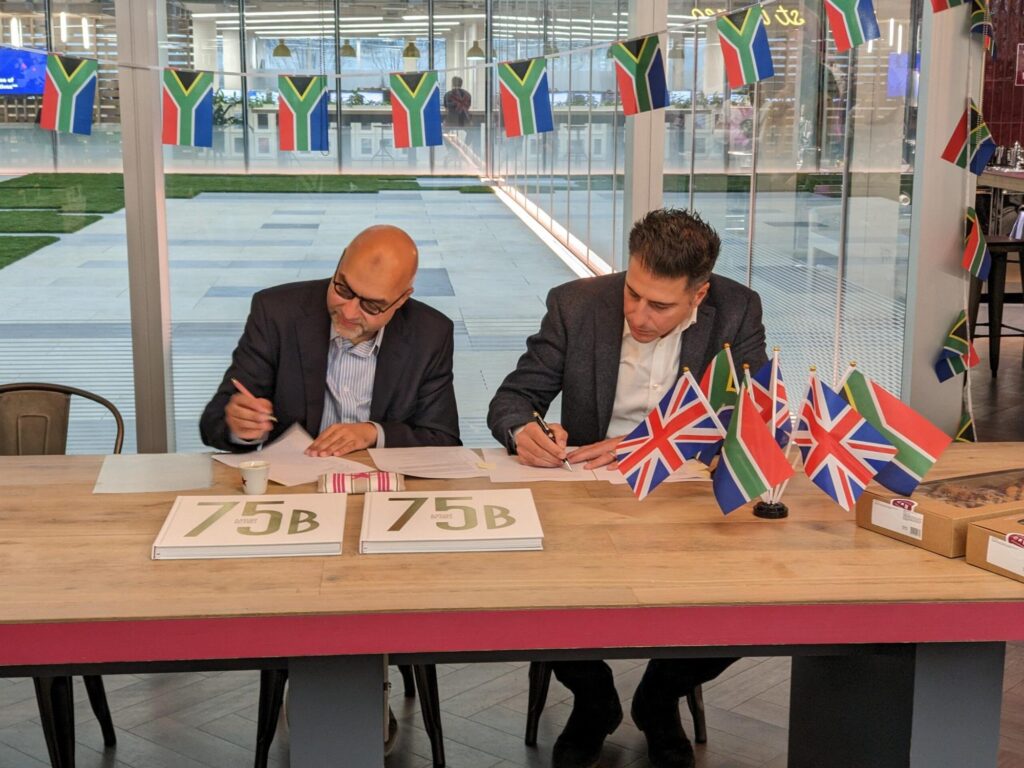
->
[[982, 0, 1024, 147]]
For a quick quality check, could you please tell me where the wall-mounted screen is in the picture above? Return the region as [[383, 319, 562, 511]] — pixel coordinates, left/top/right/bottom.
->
[[0, 48, 47, 96]]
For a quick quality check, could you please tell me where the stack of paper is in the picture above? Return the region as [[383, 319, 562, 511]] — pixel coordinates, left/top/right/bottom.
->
[[152, 493, 346, 560], [368, 446, 487, 479], [360, 489, 543, 553]]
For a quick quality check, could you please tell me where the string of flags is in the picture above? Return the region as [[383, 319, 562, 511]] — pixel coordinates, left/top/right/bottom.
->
[[615, 345, 956, 515]]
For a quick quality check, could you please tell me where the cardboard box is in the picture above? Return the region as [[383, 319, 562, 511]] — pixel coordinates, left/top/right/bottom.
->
[[966, 513, 1024, 583], [855, 467, 1024, 557]]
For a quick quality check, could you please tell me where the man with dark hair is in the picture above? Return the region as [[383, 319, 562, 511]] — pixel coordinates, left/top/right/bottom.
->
[[487, 208, 767, 768], [443, 76, 471, 127]]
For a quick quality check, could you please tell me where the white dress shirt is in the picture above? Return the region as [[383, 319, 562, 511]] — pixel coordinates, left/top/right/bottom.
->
[[605, 310, 699, 439], [320, 326, 386, 447]]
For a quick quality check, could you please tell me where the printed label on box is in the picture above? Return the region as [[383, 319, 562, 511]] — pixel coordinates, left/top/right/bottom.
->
[[871, 500, 924, 540], [988, 536, 1024, 576]]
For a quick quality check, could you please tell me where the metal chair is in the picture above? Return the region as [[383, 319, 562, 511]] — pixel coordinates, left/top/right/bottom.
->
[[255, 664, 445, 767], [524, 661, 707, 748], [0, 382, 123, 767]]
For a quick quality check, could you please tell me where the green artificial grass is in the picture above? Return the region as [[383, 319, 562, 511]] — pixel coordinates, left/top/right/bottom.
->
[[0, 184, 125, 213], [0, 236, 59, 268], [0, 211, 101, 233], [164, 173, 423, 197]]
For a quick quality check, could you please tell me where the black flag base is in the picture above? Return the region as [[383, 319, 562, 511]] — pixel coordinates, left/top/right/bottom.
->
[[753, 501, 789, 519]]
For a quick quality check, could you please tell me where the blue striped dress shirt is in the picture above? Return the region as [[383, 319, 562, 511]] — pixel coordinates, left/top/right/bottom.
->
[[319, 326, 385, 446]]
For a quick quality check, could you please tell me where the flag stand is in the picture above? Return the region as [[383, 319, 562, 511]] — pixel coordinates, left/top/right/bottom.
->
[[752, 500, 788, 519]]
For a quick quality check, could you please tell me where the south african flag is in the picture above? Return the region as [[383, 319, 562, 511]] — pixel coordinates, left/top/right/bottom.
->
[[162, 68, 214, 148], [962, 207, 991, 281], [696, 344, 740, 463], [498, 58, 553, 137], [931, 0, 967, 12], [716, 6, 775, 89], [390, 71, 443, 149], [278, 75, 329, 152], [955, 408, 976, 442], [942, 100, 996, 176], [40, 54, 97, 135], [970, 0, 993, 51], [824, 0, 881, 53], [610, 36, 669, 116], [934, 310, 980, 383]]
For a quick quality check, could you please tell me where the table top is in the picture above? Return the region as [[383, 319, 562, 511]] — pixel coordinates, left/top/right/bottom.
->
[[980, 168, 1024, 193], [1, 443, 1023, 667]]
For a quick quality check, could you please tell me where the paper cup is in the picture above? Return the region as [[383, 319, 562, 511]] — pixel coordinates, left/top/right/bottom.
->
[[239, 460, 270, 495]]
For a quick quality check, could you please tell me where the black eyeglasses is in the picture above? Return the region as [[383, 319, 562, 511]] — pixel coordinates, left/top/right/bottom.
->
[[332, 274, 407, 316]]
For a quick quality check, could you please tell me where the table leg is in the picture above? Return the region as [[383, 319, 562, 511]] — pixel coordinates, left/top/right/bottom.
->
[[288, 655, 386, 768], [989, 255, 1007, 375], [788, 642, 1004, 768]]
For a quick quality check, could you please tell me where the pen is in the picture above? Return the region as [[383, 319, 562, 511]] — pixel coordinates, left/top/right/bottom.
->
[[532, 411, 573, 472], [231, 377, 278, 423]]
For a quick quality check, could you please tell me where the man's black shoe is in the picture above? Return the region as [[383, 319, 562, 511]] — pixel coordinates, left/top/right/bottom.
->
[[551, 697, 623, 768], [630, 685, 695, 768]]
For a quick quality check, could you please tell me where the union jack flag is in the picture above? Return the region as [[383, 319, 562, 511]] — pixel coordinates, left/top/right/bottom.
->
[[616, 369, 725, 500], [792, 372, 897, 512], [749, 350, 791, 448]]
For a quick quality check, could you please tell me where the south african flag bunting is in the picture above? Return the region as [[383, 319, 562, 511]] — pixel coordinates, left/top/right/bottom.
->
[[390, 71, 443, 149], [498, 58, 553, 137], [610, 36, 669, 116], [931, 0, 967, 12], [716, 6, 775, 89], [934, 310, 980, 383], [40, 54, 97, 135], [970, 0, 994, 51], [941, 100, 996, 175], [962, 207, 991, 281], [162, 68, 214, 148], [955, 407, 976, 442], [278, 75, 329, 152], [824, 0, 881, 53]]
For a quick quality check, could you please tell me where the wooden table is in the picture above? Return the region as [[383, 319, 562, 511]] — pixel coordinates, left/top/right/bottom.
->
[[1, 444, 1023, 767]]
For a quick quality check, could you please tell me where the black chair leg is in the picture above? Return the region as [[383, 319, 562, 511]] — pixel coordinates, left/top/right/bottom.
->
[[686, 684, 707, 744], [398, 664, 416, 698], [413, 665, 445, 768], [34, 675, 75, 768], [81, 676, 116, 747], [254, 669, 288, 768], [525, 661, 552, 747]]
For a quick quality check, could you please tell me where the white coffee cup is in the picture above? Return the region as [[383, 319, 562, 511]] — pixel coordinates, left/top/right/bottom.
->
[[239, 460, 270, 495]]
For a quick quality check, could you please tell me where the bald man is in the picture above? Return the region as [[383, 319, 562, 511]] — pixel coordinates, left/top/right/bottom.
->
[[200, 225, 460, 453]]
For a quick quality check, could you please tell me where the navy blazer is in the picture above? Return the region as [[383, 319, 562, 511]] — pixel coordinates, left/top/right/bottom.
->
[[487, 271, 768, 449], [200, 279, 460, 452]]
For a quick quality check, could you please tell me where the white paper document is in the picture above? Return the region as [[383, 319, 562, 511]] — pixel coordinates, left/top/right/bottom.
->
[[368, 446, 487, 479], [360, 488, 543, 553], [213, 424, 372, 486], [152, 493, 346, 559], [93, 453, 213, 494], [480, 447, 598, 483], [595, 462, 711, 485]]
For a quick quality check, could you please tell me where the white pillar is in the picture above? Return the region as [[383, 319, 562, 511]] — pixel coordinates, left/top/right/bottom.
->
[[902, 11, 983, 430], [114, 0, 175, 452], [622, 0, 667, 269]]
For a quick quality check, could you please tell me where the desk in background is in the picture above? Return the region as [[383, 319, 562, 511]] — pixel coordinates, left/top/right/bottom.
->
[[1, 444, 1023, 767]]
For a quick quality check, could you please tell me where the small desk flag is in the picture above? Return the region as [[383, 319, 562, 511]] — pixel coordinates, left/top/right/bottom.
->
[[498, 58, 554, 137], [793, 371, 897, 512], [750, 351, 791, 448], [278, 75, 329, 152], [839, 365, 951, 496], [610, 36, 669, 116], [40, 54, 97, 135], [716, 6, 775, 89], [390, 71, 443, 148], [962, 207, 991, 281], [616, 369, 725, 501], [162, 69, 214, 148], [712, 383, 794, 515]]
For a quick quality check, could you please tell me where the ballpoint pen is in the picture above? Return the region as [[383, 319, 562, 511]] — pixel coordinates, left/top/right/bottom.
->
[[532, 411, 573, 471]]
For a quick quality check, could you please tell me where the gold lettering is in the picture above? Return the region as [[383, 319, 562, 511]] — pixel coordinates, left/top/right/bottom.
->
[[762, 9, 773, 24]]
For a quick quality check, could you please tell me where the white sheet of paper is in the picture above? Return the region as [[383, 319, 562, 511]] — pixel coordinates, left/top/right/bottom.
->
[[93, 453, 213, 494], [368, 446, 487, 479], [213, 424, 372, 486], [481, 447, 598, 483], [595, 461, 711, 485]]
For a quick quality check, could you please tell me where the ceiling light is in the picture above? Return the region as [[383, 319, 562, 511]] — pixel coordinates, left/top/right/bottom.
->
[[272, 38, 291, 57], [402, 39, 421, 58], [466, 40, 486, 60]]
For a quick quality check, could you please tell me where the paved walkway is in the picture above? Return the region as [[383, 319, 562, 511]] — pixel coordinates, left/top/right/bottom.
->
[[0, 188, 575, 452]]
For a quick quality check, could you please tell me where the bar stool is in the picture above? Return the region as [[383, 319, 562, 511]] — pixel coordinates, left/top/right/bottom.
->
[[968, 236, 1024, 375]]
